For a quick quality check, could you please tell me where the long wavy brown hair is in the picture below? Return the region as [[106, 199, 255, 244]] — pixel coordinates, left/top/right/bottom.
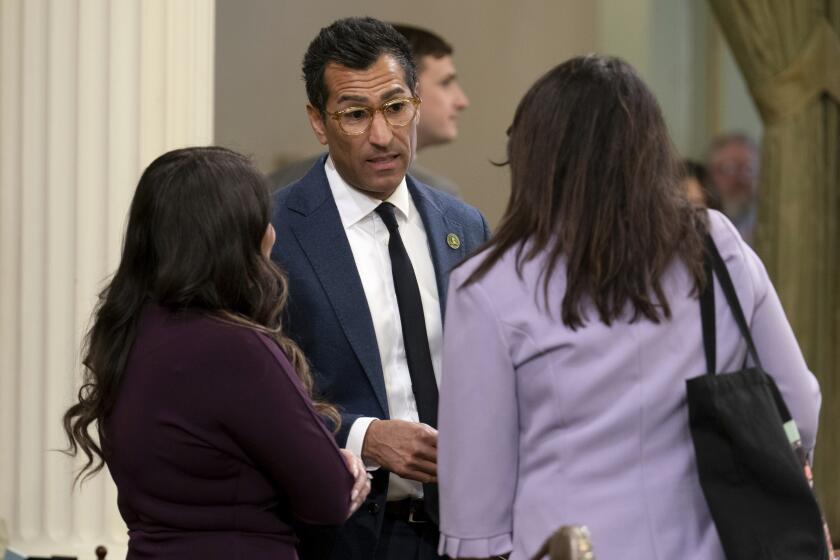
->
[[466, 55, 706, 328], [63, 146, 339, 482]]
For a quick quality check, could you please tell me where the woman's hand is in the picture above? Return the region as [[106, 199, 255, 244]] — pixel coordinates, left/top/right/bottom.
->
[[339, 449, 370, 518]]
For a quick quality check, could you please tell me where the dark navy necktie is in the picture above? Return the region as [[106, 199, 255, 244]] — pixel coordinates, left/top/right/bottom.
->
[[374, 202, 439, 428]]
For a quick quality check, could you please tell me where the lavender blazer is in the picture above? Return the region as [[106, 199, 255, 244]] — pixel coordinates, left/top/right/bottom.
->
[[437, 211, 821, 560], [104, 304, 354, 559]]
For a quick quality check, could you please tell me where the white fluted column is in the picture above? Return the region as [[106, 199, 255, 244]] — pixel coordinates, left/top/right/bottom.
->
[[0, 0, 215, 557]]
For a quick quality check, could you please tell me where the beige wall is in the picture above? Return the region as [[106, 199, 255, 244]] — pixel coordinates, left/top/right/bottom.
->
[[214, 0, 597, 226]]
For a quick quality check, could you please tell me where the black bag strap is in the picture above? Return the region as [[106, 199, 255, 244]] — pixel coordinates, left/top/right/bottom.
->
[[700, 252, 717, 374], [700, 234, 795, 424], [702, 234, 765, 372]]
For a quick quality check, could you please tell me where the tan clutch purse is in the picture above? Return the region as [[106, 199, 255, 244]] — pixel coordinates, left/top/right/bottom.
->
[[530, 526, 594, 560]]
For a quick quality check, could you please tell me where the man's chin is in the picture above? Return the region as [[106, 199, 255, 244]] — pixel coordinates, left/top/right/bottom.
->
[[417, 128, 457, 149], [352, 177, 402, 200], [368, 164, 406, 180]]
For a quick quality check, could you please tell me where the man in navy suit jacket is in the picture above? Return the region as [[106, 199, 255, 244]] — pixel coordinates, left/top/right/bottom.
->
[[270, 17, 489, 560]]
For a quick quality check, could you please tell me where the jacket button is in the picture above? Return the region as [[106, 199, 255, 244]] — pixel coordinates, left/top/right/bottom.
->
[[367, 502, 380, 514]]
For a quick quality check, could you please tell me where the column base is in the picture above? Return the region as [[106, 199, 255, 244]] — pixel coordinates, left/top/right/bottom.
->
[[3, 539, 127, 560]]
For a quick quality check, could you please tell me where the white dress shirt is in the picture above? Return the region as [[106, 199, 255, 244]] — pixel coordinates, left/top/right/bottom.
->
[[325, 157, 443, 501]]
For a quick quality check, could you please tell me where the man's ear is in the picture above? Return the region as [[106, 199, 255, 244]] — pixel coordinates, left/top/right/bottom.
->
[[306, 105, 329, 146], [414, 89, 421, 124]]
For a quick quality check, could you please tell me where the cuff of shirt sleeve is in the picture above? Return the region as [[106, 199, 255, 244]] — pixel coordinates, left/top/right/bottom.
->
[[438, 531, 513, 558], [345, 417, 381, 471]]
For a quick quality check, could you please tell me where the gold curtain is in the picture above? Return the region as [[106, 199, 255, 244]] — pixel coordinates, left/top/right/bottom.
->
[[707, 0, 840, 541]]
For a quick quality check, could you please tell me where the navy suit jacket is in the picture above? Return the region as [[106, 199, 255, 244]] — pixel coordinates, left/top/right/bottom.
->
[[269, 156, 490, 559]]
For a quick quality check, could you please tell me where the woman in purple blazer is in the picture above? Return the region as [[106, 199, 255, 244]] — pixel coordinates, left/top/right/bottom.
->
[[437, 57, 821, 560], [63, 147, 369, 559]]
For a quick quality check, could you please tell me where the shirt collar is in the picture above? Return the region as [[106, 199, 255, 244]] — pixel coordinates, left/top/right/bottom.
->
[[325, 156, 411, 230]]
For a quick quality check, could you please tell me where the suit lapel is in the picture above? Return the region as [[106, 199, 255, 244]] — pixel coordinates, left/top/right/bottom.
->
[[408, 177, 467, 317], [286, 163, 389, 416]]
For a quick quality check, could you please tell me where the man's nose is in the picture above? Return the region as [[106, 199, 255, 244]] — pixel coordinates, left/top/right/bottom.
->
[[455, 85, 470, 110], [368, 111, 394, 147]]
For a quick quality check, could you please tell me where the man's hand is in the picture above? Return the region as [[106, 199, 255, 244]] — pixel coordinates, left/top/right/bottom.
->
[[361, 419, 437, 483], [339, 449, 371, 518]]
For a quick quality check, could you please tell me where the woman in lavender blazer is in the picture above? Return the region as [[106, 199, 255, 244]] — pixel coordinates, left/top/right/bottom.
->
[[63, 147, 369, 559], [437, 57, 821, 560]]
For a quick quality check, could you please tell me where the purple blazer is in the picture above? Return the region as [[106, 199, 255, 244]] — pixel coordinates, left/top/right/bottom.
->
[[104, 304, 353, 559], [437, 211, 821, 560]]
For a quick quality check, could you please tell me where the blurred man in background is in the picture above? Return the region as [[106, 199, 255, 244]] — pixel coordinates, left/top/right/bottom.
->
[[707, 133, 759, 243], [390, 24, 470, 196]]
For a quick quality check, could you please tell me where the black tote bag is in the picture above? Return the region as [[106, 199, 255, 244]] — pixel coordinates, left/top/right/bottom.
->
[[686, 235, 829, 560]]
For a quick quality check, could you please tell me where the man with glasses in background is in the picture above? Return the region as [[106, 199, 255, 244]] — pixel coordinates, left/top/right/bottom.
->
[[707, 132, 760, 243], [270, 17, 489, 560]]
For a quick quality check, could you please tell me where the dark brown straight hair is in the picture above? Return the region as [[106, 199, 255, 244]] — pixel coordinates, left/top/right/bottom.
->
[[465, 55, 706, 329]]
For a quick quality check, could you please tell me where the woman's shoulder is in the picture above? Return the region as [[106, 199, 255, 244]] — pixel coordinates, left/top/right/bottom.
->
[[451, 244, 525, 289], [197, 316, 284, 370], [139, 304, 280, 368], [705, 209, 769, 299], [707, 209, 746, 257], [452, 242, 563, 305], [447, 245, 553, 328]]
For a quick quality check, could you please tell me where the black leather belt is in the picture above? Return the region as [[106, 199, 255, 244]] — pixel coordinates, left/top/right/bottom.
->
[[384, 499, 430, 523]]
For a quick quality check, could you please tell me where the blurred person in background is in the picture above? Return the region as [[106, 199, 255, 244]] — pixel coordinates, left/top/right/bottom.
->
[[436, 56, 819, 560], [63, 146, 369, 560], [390, 23, 470, 196], [707, 133, 759, 243], [680, 158, 721, 210]]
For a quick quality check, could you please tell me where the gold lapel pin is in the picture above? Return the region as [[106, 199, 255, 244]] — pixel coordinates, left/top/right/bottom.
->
[[446, 233, 461, 250]]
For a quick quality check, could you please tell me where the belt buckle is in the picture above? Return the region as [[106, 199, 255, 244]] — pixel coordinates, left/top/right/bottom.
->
[[407, 500, 426, 524]]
